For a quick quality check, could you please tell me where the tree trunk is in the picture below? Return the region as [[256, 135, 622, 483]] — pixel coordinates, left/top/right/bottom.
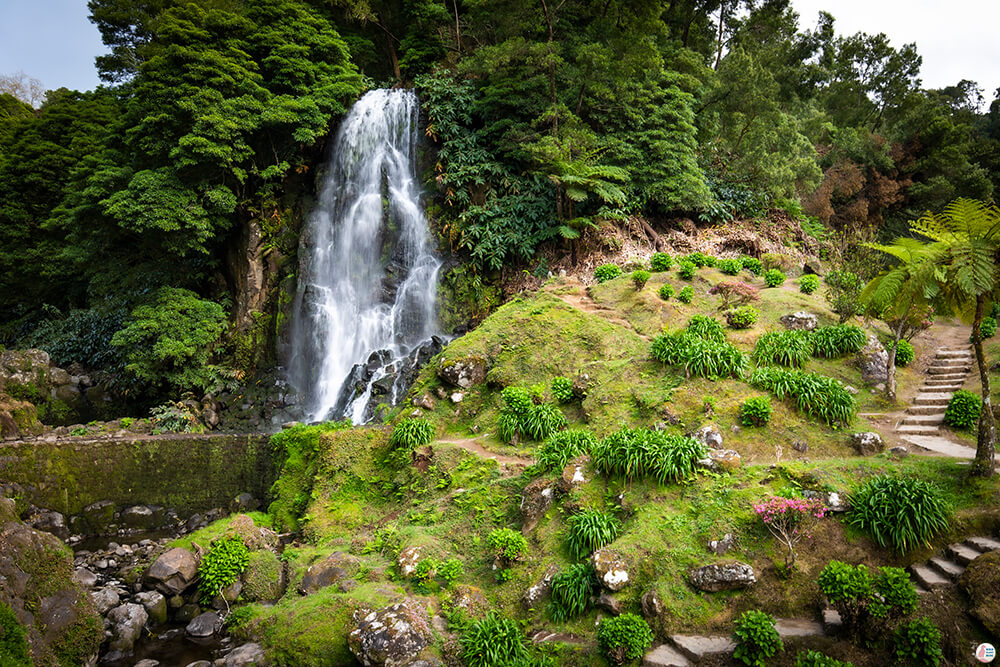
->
[[972, 294, 997, 476], [885, 344, 897, 402]]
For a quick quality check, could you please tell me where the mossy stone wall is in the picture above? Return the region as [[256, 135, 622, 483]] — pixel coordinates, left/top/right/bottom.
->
[[0, 434, 274, 517]]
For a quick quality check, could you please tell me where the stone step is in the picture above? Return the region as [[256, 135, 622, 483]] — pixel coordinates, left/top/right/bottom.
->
[[919, 384, 962, 392], [947, 543, 982, 565], [966, 536, 1000, 552], [927, 366, 971, 375], [909, 564, 952, 589], [903, 414, 946, 425], [936, 350, 973, 358], [907, 404, 947, 415], [928, 557, 965, 580], [643, 644, 691, 667], [670, 635, 736, 663], [896, 425, 940, 435], [924, 373, 968, 381], [924, 377, 965, 384], [913, 393, 953, 405], [821, 608, 842, 633], [775, 618, 824, 638]]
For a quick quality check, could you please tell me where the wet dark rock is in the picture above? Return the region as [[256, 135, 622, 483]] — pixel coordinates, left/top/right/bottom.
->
[[595, 592, 623, 615], [299, 552, 359, 594], [186, 611, 222, 637], [520, 478, 556, 533], [225, 642, 268, 666], [106, 602, 148, 654], [641, 589, 663, 619], [145, 547, 199, 595], [136, 590, 167, 625]]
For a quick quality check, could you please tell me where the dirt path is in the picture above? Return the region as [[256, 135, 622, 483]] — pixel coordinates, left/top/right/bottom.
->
[[550, 279, 642, 335], [436, 436, 534, 469]]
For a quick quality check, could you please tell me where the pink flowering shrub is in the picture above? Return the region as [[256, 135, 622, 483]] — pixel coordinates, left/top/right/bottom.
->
[[709, 281, 760, 309], [753, 496, 827, 569]]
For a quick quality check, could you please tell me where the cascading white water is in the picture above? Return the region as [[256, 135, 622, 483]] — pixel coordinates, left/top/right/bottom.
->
[[287, 89, 441, 424]]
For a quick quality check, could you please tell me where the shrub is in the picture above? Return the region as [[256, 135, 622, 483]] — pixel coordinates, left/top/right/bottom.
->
[[594, 264, 622, 283], [894, 618, 943, 667], [566, 509, 620, 559], [944, 389, 981, 430], [677, 286, 694, 303], [551, 376, 574, 403], [412, 557, 438, 590], [740, 396, 773, 427], [795, 650, 853, 667], [521, 403, 567, 441], [810, 324, 866, 358], [548, 563, 596, 621], [754, 496, 826, 568], [438, 558, 463, 587], [703, 255, 718, 267], [709, 281, 760, 308], [733, 610, 783, 667], [460, 612, 530, 667], [0, 601, 30, 666], [198, 537, 250, 604], [685, 251, 711, 267], [718, 257, 743, 275], [894, 340, 915, 367], [753, 330, 812, 367], [825, 269, 863, 323], [818, 561, 918, 640], [651, 332, 749, 379], [726, 305, 759, 329], [762, 252, 794, 272], [597, 613, 654, 665], [650, 252, 673, 271], [631, 269, 651, 290], [390, 418, 434, 450], [591, 427, 706, 484], [498, 386, 567, 443], [981, 315, 998, 339], [150, 400, 204, 434], [678, 260, 697, 280], [487, 528, 528, 566], [658, 284, 674, 300], [799, 274, 820, 294], [749, 367, 856, 425], [687, 314, 726, 342], [741, 256, 763, 275], [534, 429, 596, 473], [847, 476, 950, 553], [763, 268, 786, 287]]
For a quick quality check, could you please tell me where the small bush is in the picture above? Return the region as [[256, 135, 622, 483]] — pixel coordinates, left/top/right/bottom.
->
[[438, 558, 463, 587], [390, 418, 434, 450], [548, 563, 596, 621], [498, 386, 567, 443], [534, 429, 596, 472], [651, 331, 749, 379], [460, 612, 530, 667], [650, 252, 673, 271], [754, 496, 826, 569], [750, 367, 856, 425], [0, 601, 31, 666], [150, 401, 204, 434], [591, 427, 706, 484], [740, 396, 773, 427], [631, 269, 651, 290], [687, 314, 727, 343], [487, 527, 528, 566], [810, 324, 866, 358], [762, 252, 794, 272], [709, 281, 760, 308], [718, 257, 743, 275], [847, 476, 950, 553], [825, 269, 863, 323], [551, 376, 574, 403], [795, 650, 853, 667], [944, 389, 981, 430], [733, 610, 783, 667], [764, 268, 786, 287], [198, 537, 250, 604], [753, 330, 812, 367], [799, 274, 820, 294], [741, 256, 763, 275], [566, 509, 620, 559], [980, 316, 998, 339], [818, 561, 918, 640], [597, 613, 654, 666], [726, 305, 759, 329], [894, 618, 943, 667], [658, 284, 674, 300], [594, 264, 622, 283], [678, 260, 697, 280], [676, 287, 693, 304], [894, 340, 915, 367], [685, 251, 711, 267]]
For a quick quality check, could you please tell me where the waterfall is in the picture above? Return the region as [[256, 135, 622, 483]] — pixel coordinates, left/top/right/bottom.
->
[[287, 89, 442, 424]]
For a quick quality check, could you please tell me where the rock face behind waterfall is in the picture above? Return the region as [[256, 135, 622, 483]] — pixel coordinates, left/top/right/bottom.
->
[[287, 88, 442, 424]]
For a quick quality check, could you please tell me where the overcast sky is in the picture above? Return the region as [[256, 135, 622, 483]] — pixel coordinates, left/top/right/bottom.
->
[[0, 0, 997, 105]]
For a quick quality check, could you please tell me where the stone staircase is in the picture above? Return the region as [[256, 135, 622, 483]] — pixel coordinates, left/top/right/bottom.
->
[[908, 535, 1000, 592], [896, 346, 973, 436]]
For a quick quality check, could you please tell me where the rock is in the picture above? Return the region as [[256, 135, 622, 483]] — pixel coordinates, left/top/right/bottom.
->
[[79, 499, 116, 535], [779, 312, 819, 331], [449, 392, 463, 404], [49, 367, 71, 386], [27, 509, 69, 539], [299, 552, 358, 594], [348, 599, 433, 667], [185, 662, 212, 667], [803, 261, 822, 276], [186, 611, 222, 637], [595, 591, 623, 615], [106, 602, 148, 654], [697, 449, 742, 472], [850, 431, 884, 456], [692, 424, 723, 449], [437, 355, 487, 389], [843, 385, 859, 395], [559, 459, 589, 492], [92, 586, 120, 614], [959, 550, 1000, 635], [449, 585, 489, 617], [520, 478, 556, 533], [0, 395, 42, 439], [591, 549, 630, 592], [229, 493, 260, 513], [136, 591, 168, 625], [134, 660, 161, 667], [225, 642, 268, 666], [73, 567, 97, 588], [397, 546, 423, 578], [522, 565, 560, 609], [212, 579, 243, 610], [225, 513, 278, 551], [121, 505, 161, 531], [641, 590, 664, 620], [855, 333, 889, 386], [145, 547, 199, 595], [688, 561, 756, 592], [791, 440, 808, 453], [707, 534, 734, 555], [175, 603, 201, 623], [413, 394, 435, 411], [0, 348, 50, 396], [243, 550, 287, 602], [889, 445, 909, 458]]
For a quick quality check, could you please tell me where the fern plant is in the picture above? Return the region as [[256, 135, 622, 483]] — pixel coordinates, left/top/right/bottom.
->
[[566, 509, 620, 559], [651, 331, 748, 379], [753, 330, 812, 367], [687, 314, 727, 343], [750, 367, 856, 425], [198, 537, 250, 604], [551, 376, 574, 403], [548, 563, 596, 621], [390, 418, 434, 450], [810, 324, 866, 358], [725, 305, 759, 329]]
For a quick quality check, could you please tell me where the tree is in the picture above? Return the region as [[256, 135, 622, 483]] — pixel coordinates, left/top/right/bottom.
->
[[0, 71, 46, 107]]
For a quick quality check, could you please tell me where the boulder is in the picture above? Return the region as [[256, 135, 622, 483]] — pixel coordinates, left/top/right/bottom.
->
[[854, 333, 888, 386], [134, 660, 160, 667], [243, 550, 287, 602], [78, 500, 116, 535], [0, 348, 50, 397], [120, 505, 161, 531], [145, 547, 199, 595], [779, 312, 818, 331], [186, 611, 222, 637], [348, 599, 433, 667], [449, 585, 489, 617], [412, 395, 435, 411], [697, 449, 742, 472], [591, 549, 630, 592], [959, 550, 1000, 636], [595, 592, 623, 615], [397, 546, 423, 578], [707, 533, 734, 555], [520, 478, 556, 533], [299, 552, 358, 594], [559, 459, 589, 492], [437, 355, 487, 389], [27, 509, 69, 539], [225, 642, 268, 666], [212, 579, 243, 610], [850, 432, 884, 456], [225, 513, 279, 551], [230, 493, 260, 514], [72, 567, 97, 588], [640, 589, 664, 620], [0, 395, 42, 439], [803, 261, 822, 276], [91, 586, 120, 615], [522, 565, 560, 609], [136, 591, 168, 625], [688, 561, 756, 592], [693, 424, 723, 449], [106, 602, 148, 654]]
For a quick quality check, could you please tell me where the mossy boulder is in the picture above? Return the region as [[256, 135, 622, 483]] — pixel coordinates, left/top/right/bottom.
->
[[243, 551, 287, 603], [959, 550, 1000, 635], [0, 349, 50, 402], [437, 355, 488, 389], [0, 395, 42, 439]]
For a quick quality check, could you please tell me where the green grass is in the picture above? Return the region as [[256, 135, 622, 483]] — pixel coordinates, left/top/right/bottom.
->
[[169, 511, 274, 551]]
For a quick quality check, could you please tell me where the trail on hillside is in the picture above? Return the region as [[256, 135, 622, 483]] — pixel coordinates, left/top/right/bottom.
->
[[551, 279, 645, 337], [436, 436, 534, 469]]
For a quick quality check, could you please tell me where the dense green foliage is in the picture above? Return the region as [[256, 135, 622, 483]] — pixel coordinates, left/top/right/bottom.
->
[[650, 253, 673, 272], [687, 315, 727, 343], [733, 610, 783, 667], [591, 427, 706, 484], [763, 269, 786, 287], [566, 509, 620, 560], [740, 396, 773, 427], [548, 563, 596, 621], [749, 367, 856, 425], [677, 286, 694, 303], [894, 339, 915, 367], [551, 376, 574, 403], [725, 306, 759, 329], [596, 613, 654, 666], [818, 561, 918, 640], [795, 650, 853, 667], [799, 274, 820, 294], [389, 418, 435, 450], [460, 612, 530, 667], [651, 331, 749, 379], [893, 618, 943, 667], [981, 316, 998, 339], [810, 325, 867, 358], [594, 264, 622, 283], [824, 270, 864, 323], [678, 260, 697, 280], [498, 386, 567, 443], [631, 269, 651, 290], [740, 257, 763, 276], [0, 601, 31, 667], [718, 258, 743, 275], [753, 330, 813, 367], [658, 284, 675, 301], [198, 537, 250, 604], [533, 429, 595, 473], [944, 389, 982, 429], [487, 528, 529, 566], [847, 476, 950, 552]]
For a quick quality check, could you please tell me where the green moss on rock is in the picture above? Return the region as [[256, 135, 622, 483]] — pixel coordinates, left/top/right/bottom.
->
[[960, 550, 1000, 635]]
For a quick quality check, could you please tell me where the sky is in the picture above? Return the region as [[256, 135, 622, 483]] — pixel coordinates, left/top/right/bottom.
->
[[0, 0, 997, 104]]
